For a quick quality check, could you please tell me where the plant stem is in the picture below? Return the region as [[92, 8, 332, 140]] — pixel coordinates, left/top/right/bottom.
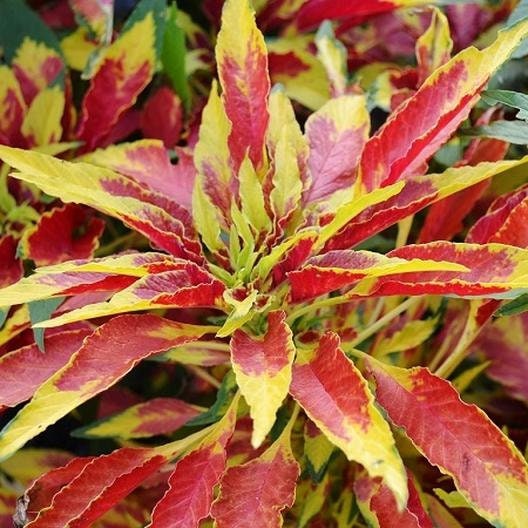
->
[[187, 366, 221, 388], [349, 297, 420, 348], [286, 295, 349, 324]]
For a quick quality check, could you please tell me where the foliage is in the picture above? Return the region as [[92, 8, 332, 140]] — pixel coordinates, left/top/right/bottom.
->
[[1, 0, 528, 527]]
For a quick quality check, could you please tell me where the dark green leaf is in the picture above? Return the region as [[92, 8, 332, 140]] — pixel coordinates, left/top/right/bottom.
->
[[28, 297, 64, 352], [496, 293, 528, 317], [186, 371, 237, 426], [0, 0, 62, 62], [162, 4, 191, 111]]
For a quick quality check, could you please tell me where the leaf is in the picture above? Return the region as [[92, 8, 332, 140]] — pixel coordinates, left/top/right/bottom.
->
[[471, 313, 528, 404], [33, 266, 225, 328], [295, 0, 431, 30], [359, 20, 528, 191], [72, 397, 202, 439], [303, 420, 334, 482], [367, 360, 528, 528], [0, 448, 73, 486], [21, 204, 105, 266], [216, 0, 270, 171], [80, 139, 195, 210], [148, 396, 239, 528], [289, 332, 408, 508], [315, 21, 347, 97], [211, 415, 300, 527], [323, 156, 528, 251], [0, 65, 26, 146], [415, 8, 452, 84], [192, 81, 231, 251], [304, 94, 369, 203], [162, 4, 191, 111], [0, 0, 62, 63], [28, 297, 65, 352], [0, 146, 200, 260], [187, 371, 238, 427], [482, 89, 528, 119], [0, 235, 23, 288], [496, 293, 528, 317], [288, 248, 468, 302], [230, 311, 295, 447], [77, 0, 165, 149], [20, 86, 64, 147], [465, 120, 528, 145], [0, 252, 180, 308], [267, 36, 330, 111], [140, 86, 183, 148], [0, 314, 216, 460], [423, 494, 464, 528], [354, 471, 434, 528], [365, 241, 528, 299], [69, 0, 113, 44]]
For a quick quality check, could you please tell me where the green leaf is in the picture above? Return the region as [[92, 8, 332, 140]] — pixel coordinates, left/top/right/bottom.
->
[[28, 297, 64, 352], [124, 0, 166, 58], [162, 4, 191, 111], [0, 0, 62, 61], [186, 371, 237, 426], [496, 293, 528, 317], [0, 308, 8, 329], [508, 0, 528, 58], [482, 89, 528, 119], [463, 120, 528, 144]]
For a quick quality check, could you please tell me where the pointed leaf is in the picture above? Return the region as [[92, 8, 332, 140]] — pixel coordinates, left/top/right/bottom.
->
[[367, 360, 528, 528], [289, 332, 408, 508], [216, 0, 270, 171], [78, 0, 165, 149], [72, 397, 202, 439], [231, 311, 295, 447], [211, 419, 300, 527], [305, 95, 369, 203], [359, 20, 528, 191], [0, 314, 216, 460], [355, 471, 434, 528], [148, 396, 238, 528]]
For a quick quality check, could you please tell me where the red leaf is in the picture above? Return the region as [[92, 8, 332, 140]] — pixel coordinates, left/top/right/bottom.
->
[[140, 87, 183, 149], [0, 235, 23, 288], [23, 204, 105, 266], [367, 360, 528, 527], [0, 328, 92, 407]]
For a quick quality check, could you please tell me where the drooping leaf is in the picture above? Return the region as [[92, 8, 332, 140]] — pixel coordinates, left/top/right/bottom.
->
[[72, 397, 202, 439], [211, 414, 300, 527], [367, 359, 528, 528], [230, 310, 295, 447], [0, 147, 201, 260], [355, 471, 434, 528], [80, 139, 195, 209], [148, 396, 239, 528], [0, 314, 216, 460], [21, 204, 105, 266], [289, 332, 408, 508]]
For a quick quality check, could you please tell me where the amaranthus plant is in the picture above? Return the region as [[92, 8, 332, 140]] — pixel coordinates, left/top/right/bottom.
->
[[2, 0, 528, 527]]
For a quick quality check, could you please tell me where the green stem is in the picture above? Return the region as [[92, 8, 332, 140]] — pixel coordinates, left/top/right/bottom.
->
[[348, 297, 420, 348]]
